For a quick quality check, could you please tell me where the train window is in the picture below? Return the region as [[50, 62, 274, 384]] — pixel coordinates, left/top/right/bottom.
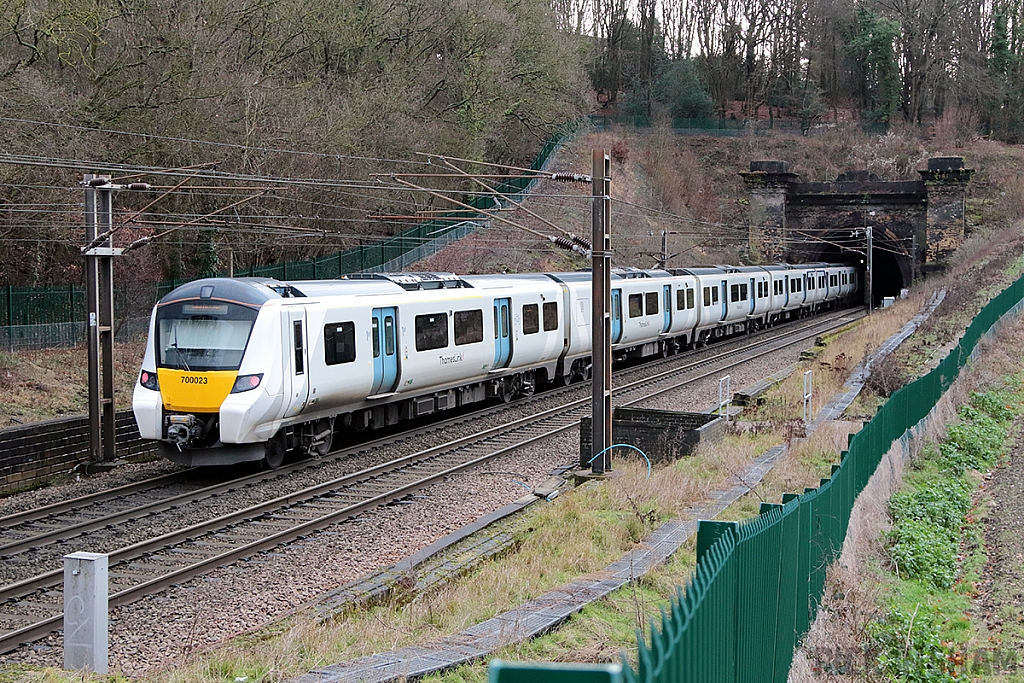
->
[[415, 313, 449, 351], [830, 274, 838, 287], [371, 318, 380, 358], [687, 289, 695, 309], [628, 293, 643, 318], [293, 321, 305, 375], [645, 292, 658, 315], [703, 287, 711, 306], [712, 287, 719, 305], [740, 283, 748, 300], [543, 302, 558, 331], [455, 309, 484, 345], [384, 316, 395, 355], [523, 304, 540, 335], [730, 284, 740, 302], [324, 322, 356, 365], [790, 279, 802, 293], [676, 289, 686, 311]]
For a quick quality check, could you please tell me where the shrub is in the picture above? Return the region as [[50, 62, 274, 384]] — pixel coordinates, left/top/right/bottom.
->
[[868, 606, 959, 683], [940, 416, 1004, 472], [888, 479, 972, 531], [887, 518, 959, 589]]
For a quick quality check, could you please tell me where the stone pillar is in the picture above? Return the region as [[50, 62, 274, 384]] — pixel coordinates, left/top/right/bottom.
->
[[63, 552, 108, 674], [919, 157, 974, 263], [740, 161, 800, 262]]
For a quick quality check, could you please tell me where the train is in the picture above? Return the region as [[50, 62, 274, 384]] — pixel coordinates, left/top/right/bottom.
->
[[132, 263, 860, 468]]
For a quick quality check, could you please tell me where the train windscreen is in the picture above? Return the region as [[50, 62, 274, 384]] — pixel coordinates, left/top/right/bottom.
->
[[156, 301, 258, 371]]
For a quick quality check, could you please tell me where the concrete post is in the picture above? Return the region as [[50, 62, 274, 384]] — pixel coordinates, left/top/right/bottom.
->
[[63, 552, 108, 674]]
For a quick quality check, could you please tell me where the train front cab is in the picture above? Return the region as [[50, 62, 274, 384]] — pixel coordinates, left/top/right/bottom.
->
[[133, 278, 293, 467]]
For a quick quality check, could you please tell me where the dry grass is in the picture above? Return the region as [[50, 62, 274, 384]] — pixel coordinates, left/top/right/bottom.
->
[[745, 293, 928, 429], [146, 425, 785, 682], [0, 337, 146, 430]]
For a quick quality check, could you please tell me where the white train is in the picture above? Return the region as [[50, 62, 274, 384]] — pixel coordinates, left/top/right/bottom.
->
[[133, 263, 859, 467]]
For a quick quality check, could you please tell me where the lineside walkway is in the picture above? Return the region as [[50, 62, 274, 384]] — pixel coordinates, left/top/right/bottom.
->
[[290, 293, 945, 683]]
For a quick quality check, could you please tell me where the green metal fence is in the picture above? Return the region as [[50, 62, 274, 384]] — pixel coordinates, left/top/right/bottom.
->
[[587, 115, 805, 135], [505, 272, 1024, 683], [2, 126, 574, 349]]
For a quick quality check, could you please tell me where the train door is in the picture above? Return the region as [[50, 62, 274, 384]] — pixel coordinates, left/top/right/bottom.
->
[[784, 275, 791, 307], [662, 285, 671, 333], [285, 307, 310, 417], [370, 307, 399, 396], [611, 289, 623, 343], [720, 279, 728, 320], [749, 278, 756, 315], [493, 298, 512, 369]]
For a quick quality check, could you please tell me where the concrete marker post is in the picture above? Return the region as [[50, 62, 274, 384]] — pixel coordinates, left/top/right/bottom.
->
[[63, 552, 108, 674], [803, 370, 813, 423], [718, 375, 731, 420]]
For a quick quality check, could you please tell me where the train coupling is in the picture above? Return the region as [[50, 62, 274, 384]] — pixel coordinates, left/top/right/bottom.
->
[[166, 414, 204, 446]]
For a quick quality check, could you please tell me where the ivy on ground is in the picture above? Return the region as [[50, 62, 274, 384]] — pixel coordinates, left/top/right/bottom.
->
[[870, 389, 1021, 682]]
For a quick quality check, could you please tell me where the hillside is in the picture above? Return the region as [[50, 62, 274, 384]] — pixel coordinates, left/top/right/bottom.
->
[[419, 125, 1024, 274], [2, 125, 1024, 430]]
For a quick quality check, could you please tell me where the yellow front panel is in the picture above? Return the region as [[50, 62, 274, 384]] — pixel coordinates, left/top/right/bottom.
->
[[157, 369, 237, 412]]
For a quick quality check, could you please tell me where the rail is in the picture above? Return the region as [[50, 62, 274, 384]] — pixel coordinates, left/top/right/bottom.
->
[[0, 309, 858, 655]]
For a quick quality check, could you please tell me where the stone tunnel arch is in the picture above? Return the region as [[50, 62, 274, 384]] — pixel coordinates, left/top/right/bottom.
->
[[741, 158, 973, 305]]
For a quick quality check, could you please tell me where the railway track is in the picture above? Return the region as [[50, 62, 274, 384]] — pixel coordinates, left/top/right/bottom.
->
[[0, 308, 861, 654]]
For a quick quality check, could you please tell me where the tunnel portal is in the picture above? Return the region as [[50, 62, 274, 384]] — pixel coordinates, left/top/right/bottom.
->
[[741, 159, 973, 300]]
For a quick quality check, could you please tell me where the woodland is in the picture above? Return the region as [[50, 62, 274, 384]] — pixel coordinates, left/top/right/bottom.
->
[[1, 0, 1024, 286]]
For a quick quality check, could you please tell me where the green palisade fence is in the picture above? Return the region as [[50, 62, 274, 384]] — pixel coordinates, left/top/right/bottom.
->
[[2, 125, 574, 350], [506, 271, 1024, 683]]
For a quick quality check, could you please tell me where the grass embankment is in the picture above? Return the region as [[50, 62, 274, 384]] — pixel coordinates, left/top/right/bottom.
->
[[0, 338, 145, 430], [794, 313, 1024, 683]]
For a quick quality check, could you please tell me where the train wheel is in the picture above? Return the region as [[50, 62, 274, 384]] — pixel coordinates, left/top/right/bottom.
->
[[312, 418, 333, 457], [498, 378, 515, 403], [264, 433, 286, 469]]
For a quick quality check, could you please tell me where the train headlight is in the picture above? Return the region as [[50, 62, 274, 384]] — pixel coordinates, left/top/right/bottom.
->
[[231, 373, 264, 393], [139, 370, 159, 391]]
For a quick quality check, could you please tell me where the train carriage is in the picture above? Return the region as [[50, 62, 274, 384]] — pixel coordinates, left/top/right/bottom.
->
[[134, 262, 861, 468]]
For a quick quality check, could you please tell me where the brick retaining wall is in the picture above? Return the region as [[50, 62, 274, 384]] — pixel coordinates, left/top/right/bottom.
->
[[580, 407, 725, 466], [0, 411, 157, 494]]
